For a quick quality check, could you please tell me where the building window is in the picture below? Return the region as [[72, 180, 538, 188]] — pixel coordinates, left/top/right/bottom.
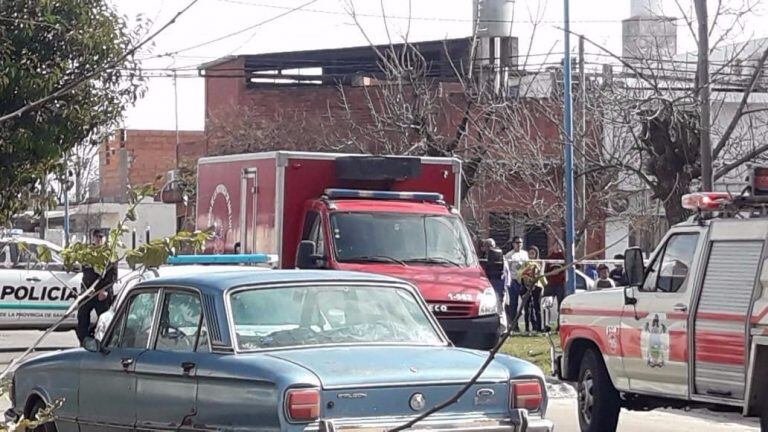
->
[[489, 212, 548, 255]]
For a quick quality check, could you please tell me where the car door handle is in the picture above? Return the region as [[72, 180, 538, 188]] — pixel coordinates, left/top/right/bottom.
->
[[26, 277, 41, 282], [121, 357, 134, 369], [181, 361, 196, 374], [673, 304, 688, 312]]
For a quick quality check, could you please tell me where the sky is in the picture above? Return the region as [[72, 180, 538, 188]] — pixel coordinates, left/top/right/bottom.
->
[[112, 0, 768, 131]]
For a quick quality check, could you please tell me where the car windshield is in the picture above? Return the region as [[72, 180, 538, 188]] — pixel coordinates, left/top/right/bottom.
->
[[229, 285, 444, 350], [330, 212, 475, 267]]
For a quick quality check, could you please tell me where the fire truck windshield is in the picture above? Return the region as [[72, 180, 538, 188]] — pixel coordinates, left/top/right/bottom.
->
[[330, 212, 475, 267]]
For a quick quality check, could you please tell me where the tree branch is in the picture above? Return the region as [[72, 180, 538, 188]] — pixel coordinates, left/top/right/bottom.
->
[[713, 43, 768, 158]]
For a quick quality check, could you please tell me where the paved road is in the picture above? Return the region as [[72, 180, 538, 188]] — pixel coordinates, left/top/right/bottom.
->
[[0, 331, 761, 431], [547, 386, 760, 432]]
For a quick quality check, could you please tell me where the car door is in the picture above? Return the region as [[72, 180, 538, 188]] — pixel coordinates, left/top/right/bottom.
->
[[134, 288, 209, 431], [0, 241, 23, 323], [79, 289, 160, 432], [20, 248, 80, 328], [621, 230, 703, 397]]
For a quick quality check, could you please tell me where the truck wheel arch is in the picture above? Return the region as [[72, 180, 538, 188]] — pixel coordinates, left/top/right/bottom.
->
[[745, 341, 768, 416], [563, 337, 603, 382]]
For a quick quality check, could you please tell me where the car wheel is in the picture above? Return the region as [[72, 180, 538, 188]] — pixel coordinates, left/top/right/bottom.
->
[[577, 349, 620, 432], [28, 398, 58, 432]]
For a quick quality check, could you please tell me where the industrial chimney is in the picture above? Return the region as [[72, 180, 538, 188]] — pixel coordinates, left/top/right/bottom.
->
[[622, 0, 677, 67], [472, 0, 518, 94]]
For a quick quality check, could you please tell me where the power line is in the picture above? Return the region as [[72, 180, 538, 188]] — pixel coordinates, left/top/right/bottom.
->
[[141, 0, 320, 60], [0, 0, 201, 123], [211, 0, 676, 25]]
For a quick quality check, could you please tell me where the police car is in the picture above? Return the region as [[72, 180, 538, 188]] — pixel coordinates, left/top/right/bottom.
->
[[0, 232, 87, 330], [0, 230, 277, 331]]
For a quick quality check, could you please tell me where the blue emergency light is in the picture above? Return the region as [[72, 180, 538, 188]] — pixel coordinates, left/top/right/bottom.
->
[[167, 254, 277, 265], [324, 188, 444, 202]]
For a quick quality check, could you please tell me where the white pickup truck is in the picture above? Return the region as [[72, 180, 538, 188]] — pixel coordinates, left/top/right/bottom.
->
[[555, 192, 768, 432]]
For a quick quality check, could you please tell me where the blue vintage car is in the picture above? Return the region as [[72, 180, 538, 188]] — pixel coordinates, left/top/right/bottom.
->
[[7, 270, 554, 431]]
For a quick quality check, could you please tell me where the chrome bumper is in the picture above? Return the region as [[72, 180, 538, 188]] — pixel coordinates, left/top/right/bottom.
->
[[307, 410, 554, 431]]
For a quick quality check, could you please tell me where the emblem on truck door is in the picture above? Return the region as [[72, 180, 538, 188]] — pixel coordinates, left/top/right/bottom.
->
[[641, 313, 670, 368]]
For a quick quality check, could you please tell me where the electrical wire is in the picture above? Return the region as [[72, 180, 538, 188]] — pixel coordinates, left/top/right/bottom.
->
[[141, 0, 320, 60], [211, 0, 681, 25]]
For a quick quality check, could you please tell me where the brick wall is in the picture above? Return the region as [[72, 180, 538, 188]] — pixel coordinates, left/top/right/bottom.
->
[[100, 129, 205, 202]]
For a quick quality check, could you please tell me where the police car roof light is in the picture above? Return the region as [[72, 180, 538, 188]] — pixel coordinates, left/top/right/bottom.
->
[[167, 254, 278, 265], [681, 192, 732, 211], [324, 188, 444, 202], [8, 229, 23, 236]]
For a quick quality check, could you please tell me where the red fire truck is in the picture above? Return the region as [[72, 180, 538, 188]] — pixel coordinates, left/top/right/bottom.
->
[[196, 151, 502, 350]]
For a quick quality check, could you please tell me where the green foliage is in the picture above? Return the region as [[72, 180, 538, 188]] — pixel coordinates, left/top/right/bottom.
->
[[55, 186, 211, 272], [0, 0, 145, 224], [125, 231, 211, 269]]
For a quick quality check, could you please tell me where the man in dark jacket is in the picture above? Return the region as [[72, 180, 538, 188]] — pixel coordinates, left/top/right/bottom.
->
[[479, 239, 505, 300], [76, 231, 117, 344]]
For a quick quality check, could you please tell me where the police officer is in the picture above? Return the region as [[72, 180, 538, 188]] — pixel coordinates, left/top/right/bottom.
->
[[76, 231, 117, 345], [479, 239, 504, 299]]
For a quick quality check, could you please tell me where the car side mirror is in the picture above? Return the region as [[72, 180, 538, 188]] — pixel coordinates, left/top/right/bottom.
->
[[624, 247, 645, 287], [83, 337, 103, 353], [296, 241, 324, 269]]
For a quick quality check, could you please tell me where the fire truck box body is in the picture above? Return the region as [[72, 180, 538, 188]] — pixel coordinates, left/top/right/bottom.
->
[[196, 151, 502, 350]]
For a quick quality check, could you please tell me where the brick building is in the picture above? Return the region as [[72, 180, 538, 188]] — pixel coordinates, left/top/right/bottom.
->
[[99, 129, 206, 202], [198, 38, 605, 256]]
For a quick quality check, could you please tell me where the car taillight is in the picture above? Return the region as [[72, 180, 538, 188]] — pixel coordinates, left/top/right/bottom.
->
[[286, 388, 320, 422], [511, 380, 543, 412]]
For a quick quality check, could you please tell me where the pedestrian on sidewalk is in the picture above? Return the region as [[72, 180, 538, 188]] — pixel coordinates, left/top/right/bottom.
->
[[503, 236, 528, 332], [75, 230, 117, 345]]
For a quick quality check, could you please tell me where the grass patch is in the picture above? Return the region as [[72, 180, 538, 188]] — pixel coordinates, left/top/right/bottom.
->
[[500, 332, 560, 374]]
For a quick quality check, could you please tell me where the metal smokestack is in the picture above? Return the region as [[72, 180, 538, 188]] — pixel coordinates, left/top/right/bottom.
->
[[472, 0, 514, 38]]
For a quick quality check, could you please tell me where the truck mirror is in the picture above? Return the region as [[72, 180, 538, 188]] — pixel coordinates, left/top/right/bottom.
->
[[624, 247, 645, 287], [296, 241, 323, 269]]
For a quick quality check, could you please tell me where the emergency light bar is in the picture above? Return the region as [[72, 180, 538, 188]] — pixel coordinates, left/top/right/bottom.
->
[[324, 188, 444, 202], [167, 254, 278, 265], [681, 192, 732, 211]]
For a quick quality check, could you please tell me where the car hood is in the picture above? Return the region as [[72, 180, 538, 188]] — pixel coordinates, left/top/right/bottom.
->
[[265, 345, 513, 389], [335, 263, 490, 301]]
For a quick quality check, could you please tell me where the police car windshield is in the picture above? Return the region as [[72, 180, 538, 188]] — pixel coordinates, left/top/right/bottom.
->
[[230, 285, 444, 350], [331, 212, 475, 267]]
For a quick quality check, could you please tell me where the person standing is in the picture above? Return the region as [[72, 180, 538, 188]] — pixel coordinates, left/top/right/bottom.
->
[[610, 254, 629, 286], [76, 231, 117, 345], [521, 246, 545, 333], [595, 264, 617, 290], [479, 239, 505, 301], [503, 236, 528, 332]]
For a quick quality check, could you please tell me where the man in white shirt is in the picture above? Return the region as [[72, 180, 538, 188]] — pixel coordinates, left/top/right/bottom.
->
[[503, 236, 529, 332]]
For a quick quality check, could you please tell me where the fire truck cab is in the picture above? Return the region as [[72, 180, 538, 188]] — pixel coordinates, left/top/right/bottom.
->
[[556, 190, 768, 432]]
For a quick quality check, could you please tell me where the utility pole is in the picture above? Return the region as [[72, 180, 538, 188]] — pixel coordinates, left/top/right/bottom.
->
[[563, 0, 576, 295], [173, 69, 180, 166], [695, 0, 713, 191], [578, 36, 586, 258]]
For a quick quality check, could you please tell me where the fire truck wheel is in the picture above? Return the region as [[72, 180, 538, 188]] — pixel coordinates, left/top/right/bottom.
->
[[577, 349, 620, 432]]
